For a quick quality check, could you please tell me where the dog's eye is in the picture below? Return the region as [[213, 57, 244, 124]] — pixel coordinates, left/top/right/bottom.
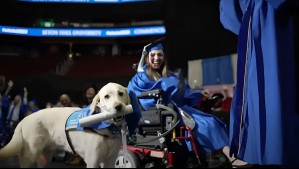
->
[[118, 91, 124, 96], [104, 95, 109, 99]]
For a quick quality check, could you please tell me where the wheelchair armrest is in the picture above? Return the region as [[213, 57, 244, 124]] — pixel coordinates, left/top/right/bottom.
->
[[139, 89, 163, 98]]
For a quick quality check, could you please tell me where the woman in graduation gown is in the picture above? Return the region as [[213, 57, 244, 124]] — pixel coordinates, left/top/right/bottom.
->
[[127, 41, 249, 167]]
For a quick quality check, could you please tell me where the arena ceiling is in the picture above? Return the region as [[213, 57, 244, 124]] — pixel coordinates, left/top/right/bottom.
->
[[0, 0, 167, 27]]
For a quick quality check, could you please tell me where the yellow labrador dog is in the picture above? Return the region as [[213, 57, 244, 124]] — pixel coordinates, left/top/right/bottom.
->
[[0, 82, 132, 168]]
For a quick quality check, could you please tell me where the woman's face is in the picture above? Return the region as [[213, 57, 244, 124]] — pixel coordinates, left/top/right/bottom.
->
[[147, 49, 165, 70], [86, 87, 96, 99], [13, 95, 21, 105]]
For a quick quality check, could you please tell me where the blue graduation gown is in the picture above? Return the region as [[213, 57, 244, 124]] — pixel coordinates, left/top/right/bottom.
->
[[128, 66, 229, 153], [125, 91, 142, 136], [220, 0, 299, 166]]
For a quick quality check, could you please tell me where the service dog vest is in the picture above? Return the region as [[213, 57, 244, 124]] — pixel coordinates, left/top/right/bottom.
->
[[65, 105, 120, 135]]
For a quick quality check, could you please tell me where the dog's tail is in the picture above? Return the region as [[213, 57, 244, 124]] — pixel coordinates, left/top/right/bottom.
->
[[0, 122, 24, 158]]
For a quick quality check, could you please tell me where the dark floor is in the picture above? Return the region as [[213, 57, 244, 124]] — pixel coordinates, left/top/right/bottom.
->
[[0, 156, 86, 168]]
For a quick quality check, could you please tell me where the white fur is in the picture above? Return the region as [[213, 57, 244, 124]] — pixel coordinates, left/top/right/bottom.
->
[[0, 82, 131, 168]]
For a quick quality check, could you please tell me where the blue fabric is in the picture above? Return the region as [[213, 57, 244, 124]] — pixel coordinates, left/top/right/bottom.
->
[[220, 0, 299, 166], [128, 65, 229, 153], [0, 95, 11, 120], [125, 91, 142, 135], [31, 107, 39, 113], [202, 55, 234, 85]]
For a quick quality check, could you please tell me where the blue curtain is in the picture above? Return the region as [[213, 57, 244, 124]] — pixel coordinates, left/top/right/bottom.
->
[[202, 55, 233, 85]]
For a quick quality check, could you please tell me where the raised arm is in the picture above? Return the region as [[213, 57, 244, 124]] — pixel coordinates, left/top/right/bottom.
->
[[4, 80, 13, 96]]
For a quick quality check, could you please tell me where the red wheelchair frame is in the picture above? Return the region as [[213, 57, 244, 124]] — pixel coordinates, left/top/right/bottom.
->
[[115, 89, 205, 168]]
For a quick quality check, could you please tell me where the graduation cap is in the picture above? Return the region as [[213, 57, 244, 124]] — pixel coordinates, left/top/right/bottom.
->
[[137, 37, 166, 72], [145, 41, 164, 53]]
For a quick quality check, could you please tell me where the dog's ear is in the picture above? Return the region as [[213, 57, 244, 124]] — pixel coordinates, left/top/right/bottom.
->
[[89, 93, 100, 115], [125, 88, 131, 105]]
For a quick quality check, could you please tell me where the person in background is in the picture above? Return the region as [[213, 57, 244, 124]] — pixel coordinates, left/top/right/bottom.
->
[[127, 41, 251, 167], [54, 93, 77, 108], [220, 0, 299, 167], [81, 84, 98, 108], [6, 87, 28, 131], [0, 79, 14, 121], [0, 79, 18, 147], [25, 99, 40, 117]]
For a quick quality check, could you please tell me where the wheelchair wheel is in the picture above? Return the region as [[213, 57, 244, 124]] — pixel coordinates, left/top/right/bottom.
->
[[115, 149, 140, 168]]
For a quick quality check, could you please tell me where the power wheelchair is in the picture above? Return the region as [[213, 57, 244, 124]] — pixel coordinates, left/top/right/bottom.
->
[[114, 88, 228, 168]]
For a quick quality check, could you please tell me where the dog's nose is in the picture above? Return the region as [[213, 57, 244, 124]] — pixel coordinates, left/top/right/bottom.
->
[[115, 104, 122, 111]]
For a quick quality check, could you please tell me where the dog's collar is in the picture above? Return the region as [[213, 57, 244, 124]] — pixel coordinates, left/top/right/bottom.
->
[[107, 124, 121, 135]]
